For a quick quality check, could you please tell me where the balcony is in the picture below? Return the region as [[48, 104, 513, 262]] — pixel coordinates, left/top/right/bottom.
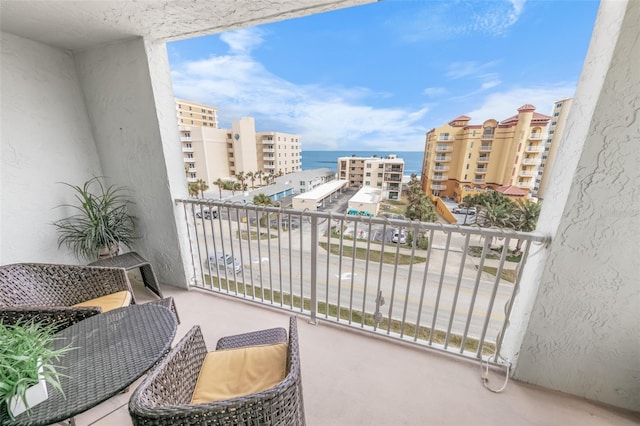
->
[[479, 145, 492, 152], [435, 145, 453, 153], [523, 158, 542, 165], [182, 146, 193, 153], [264, 163, 276, 169], [525, 145, 544, 153], [433, 165, 450, 172], [437, 135, 454, 141], [66, 277, 637, 426], [432, 175, 448, 181], [517, 181, 532, 188], [477, 156, 490, 163], [520, 170, 536, 177], [475, 168, 488, 174], [481, 133, 494, 140], [62, 201, 635, 425], [263, 156, 274, 161], [529, 133, 548, 140], [2, 0, 638, 420], [180, 135, 191, 142], [430, 183, 446, 190], [434, 156, 452, 162], [474, 178, 485, 184], [263, 148, 275, 153]]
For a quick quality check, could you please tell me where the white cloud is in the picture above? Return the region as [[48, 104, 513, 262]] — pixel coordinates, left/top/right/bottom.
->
[[171, 31, 429, 151], [423, 87, 447, 97], [390, 0, 527, 42], [463, 84, 576, 123], [219, 28, 266, 54]]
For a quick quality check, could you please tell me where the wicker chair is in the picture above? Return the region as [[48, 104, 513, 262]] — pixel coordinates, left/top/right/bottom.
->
[[0, 262, 135, 331], [129, 316, 306, 425]]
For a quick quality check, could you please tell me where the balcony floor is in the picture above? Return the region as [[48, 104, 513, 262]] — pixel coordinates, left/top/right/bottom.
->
[[66, 277, 639, 426]]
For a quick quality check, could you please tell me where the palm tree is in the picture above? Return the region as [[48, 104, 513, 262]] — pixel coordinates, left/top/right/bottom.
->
[[253, 193, 273, 206], [184, 163, 190, 178], [213, 178, 224, 199], [236, 171, 245, 191], [195, 179, 208, 198], [513, 199, 542, 252], [247, 171, 255, 189], [405, 174, 437, 222], [188, 182, 199, 198], [256, 170, 264, 186]]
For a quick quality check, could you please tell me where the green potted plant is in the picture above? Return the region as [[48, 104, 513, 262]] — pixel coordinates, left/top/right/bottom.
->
[[0, 321, 72, 419], [54, 177, 137, 261]]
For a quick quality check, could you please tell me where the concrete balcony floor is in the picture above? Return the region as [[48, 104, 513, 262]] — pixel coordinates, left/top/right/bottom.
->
[[64, 278, 639, 426]]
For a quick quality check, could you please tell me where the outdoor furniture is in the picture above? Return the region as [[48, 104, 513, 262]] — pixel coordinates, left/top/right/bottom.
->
[[0, 303, 178, 426], [0, 263, 136, 331], [129, 316, 306, 425], [89, 251, 163, 298]]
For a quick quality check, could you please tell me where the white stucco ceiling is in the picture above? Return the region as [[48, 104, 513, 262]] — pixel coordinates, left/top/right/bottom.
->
[[0, 0, 375, 51]]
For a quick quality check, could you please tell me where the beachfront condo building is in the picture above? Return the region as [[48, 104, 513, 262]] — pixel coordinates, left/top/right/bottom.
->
[[176, 98, 219, 128], [534, 98, 573, 199], [420, 104, 566, 202], [338, 154, 404, 200], [179, 111, 301, 183]]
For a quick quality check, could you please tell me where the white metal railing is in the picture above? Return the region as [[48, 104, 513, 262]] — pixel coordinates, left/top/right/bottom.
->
[[430, 184, 447, 190], [523, 158, 541, 165], [475, 168, 488, 174], [479, 145, 492, 152], [435, 156, 451, 162], [436, 146, 453, 152], [525, 145, 543, 152], [433, 165, 450, 172], [432, 175, 448, 181], [528, 133, 548, 139], [437, 136, 454, 141], [176, 200, 549, 364]]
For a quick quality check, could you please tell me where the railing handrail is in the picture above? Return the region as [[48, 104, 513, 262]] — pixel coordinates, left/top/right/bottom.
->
[[176, 198, 550, 365]]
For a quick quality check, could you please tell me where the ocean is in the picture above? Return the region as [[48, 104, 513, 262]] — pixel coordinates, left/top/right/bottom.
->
[[301, 150, 424, 177]]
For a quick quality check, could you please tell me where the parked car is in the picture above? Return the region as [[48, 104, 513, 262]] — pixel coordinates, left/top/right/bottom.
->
[[208, 252, 241, 273], [392, 229, 407, 244], [195, 207, 218, 219], [452, 206, 476, 215]]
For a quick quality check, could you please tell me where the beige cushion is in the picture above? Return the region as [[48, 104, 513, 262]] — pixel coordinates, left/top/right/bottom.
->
[[73, 290, 132, 312], [190, 343, 287, 405]]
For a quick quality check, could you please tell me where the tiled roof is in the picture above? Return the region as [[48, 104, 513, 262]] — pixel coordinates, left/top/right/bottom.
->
[[496, 185, 528, 196], [500, 111, 551, 125], [518, 104, 537, 112]]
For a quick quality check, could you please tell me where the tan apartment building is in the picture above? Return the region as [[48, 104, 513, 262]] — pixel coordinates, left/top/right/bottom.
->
[[257, 131, 302, 176], [180, 116, 301, 183], [421, 104, 552, 202], [338, 154, 404, 200], [175, 98, 219, 128], [535, 98, 573, 199]]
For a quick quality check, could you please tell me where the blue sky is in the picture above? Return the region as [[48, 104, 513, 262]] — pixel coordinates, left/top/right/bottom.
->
[[168, 0, 599, 151]]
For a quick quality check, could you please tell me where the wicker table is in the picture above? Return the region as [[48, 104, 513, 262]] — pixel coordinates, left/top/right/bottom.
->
[[89, 252, 163, 298], [1, 304, 177, 426]]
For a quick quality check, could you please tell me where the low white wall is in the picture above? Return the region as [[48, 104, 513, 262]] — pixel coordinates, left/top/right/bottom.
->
[[1, 32, 103, 265]]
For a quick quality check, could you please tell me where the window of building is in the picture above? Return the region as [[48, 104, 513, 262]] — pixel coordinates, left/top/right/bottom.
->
[[470, 142, 474, 148], [366, 172, 371, 177], [377, 173, 383, 178], [554, 112, 559, 117], [377, 182, 382, 187], [379, 164, 384, 168], [366, 164, 371, 168], [468, 153, 472, 159], [464, 174, 468, 180], [549, 130, 555, 134], [466, 164, 469, 170], [556, 102, 563, 108], [365, 181, 370, 186], [190, 173, 196, 178], [552, 121, 557, 126]]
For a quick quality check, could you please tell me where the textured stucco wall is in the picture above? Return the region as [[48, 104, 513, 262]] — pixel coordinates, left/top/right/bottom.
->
[[512, 0, 640, 411], [0, 32, 103, 264], [74, 38, 189, 288]]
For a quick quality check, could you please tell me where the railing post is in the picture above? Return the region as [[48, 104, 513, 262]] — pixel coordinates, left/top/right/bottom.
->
[[309, 214, 318, 324]]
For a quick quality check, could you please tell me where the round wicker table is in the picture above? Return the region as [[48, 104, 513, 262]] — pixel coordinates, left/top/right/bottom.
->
[[1, 303, 177, 426]]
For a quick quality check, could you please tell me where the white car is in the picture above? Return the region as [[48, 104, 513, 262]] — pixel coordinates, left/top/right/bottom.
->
[[452, 206, 476, 215], [209, 252, 241, 273], [392, 229, 407, 244]]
